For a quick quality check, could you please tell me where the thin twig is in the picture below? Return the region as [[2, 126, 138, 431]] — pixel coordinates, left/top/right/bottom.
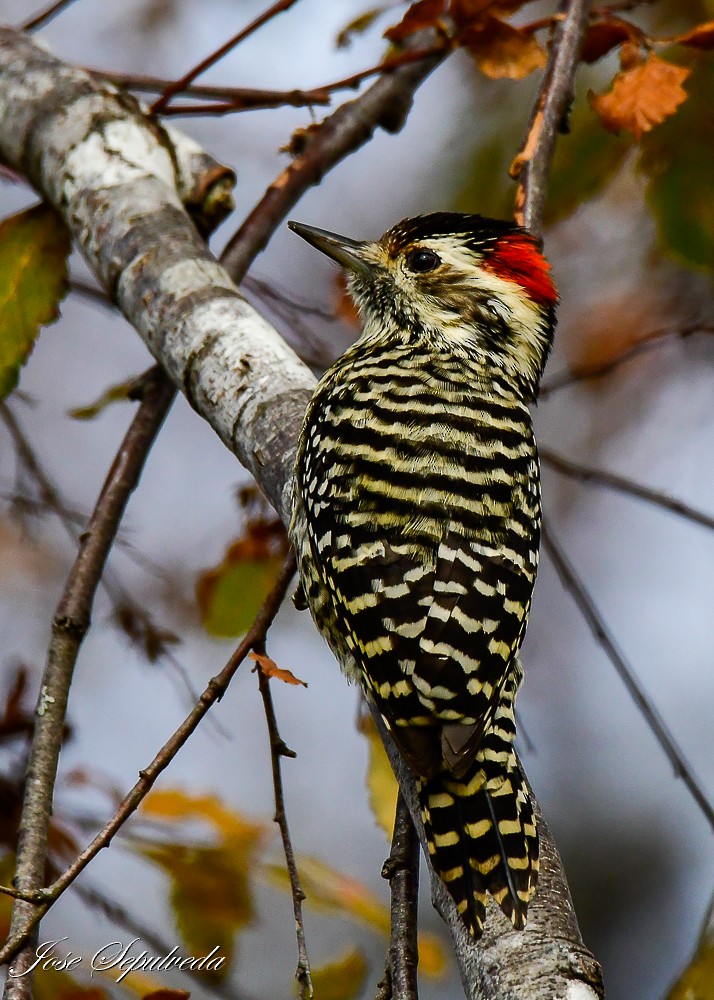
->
[[541, 519, 714, 834], [1, 367, 176, 997], [539, 324, 714, 399], [378, 792, 420, 1000], [88, 70, 332, 108], [20, 0, 78, 31], [221, 31, 446, 280], [514, 0, 592, 236], [255, 649, 312, 999], [0, 552, 296, 969], [151, 0, 301, 114], [541, 447, 714, 532]]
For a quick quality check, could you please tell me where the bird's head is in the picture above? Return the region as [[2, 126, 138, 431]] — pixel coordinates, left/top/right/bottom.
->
[[288, 212, 557, 399]]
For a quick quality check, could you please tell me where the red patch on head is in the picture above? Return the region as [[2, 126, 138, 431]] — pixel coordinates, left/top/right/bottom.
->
[[482, 236, 557, 307]]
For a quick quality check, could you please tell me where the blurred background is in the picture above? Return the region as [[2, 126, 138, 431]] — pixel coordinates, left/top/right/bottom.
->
[[1, 1, 714, 998]]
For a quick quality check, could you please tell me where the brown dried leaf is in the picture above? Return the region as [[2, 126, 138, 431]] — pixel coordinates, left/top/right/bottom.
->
[[451, 0, 526, 27], [384, 0, 445, 43], [674, 19, 714, 49], [580, 18, 641, 64], [249, 651, 307, 687], [589, 55, 690, 140], [462, 16, 547, 79]]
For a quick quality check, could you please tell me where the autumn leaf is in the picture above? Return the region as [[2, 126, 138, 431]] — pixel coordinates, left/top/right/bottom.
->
[[196, 515, 288, 637], [462, 17, 547, 80], [0, 203, 70, 400], [309, 949, 368, 1000], [451, 0, 526, 26], [249, 650, 307, 687], [141, 788, 267, 841], [384, 0, 445, 43], [579, 18, 641, 64], [357, 711, 398, 840], [265, 855, 447, 977], [673, 19, 714, 50], [589, 54, 690, 141]]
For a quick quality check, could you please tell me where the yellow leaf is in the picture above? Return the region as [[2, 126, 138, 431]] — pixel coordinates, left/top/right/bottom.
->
[[667, 939, 714, 1000], [308, 949, 368, 1000], [0, 203, 70, 399], [264, 855, 448, 979], [357, 712, 398, 840], [141, 841, 258, 974], [141, 788, 267, 841], [462, 17, 547, 80], [249, 650, 307, 687], [589, 55, 690, 140]]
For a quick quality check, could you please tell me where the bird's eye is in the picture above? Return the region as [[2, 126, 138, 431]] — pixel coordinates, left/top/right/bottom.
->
[[405, 248, 441, 273]]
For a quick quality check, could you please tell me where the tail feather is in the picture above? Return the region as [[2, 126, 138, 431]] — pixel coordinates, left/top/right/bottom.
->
[[418, 742, 538, 938]]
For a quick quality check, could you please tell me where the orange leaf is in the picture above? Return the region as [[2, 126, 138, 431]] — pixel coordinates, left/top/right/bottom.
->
[[249, 651, 307, 687], [589, 54, 690, 140], [462, 16, 546, 79], [674, 19, 714, 49], [384, 0, 445, 42], [580, 18, 641, 63]]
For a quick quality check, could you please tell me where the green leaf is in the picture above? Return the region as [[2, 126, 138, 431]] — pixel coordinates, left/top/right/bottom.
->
[[196, 522, 287, 638], [639, 54, 714, 269], [69, 377, 137, 419], [0, 203, 70, 400], [307, 949, 368, 1000]]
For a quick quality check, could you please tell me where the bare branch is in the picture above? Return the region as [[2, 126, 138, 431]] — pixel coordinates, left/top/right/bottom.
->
[[0, 553, 296, 968], [20, 0, 78, 31], [2, 367, 175, 995], [541, 446, 714, 532], [540, 324, 714, 399], [151, 0, 302, 114], [255, 651, 312, 999], [542, 520, 714, 834], [378, 793, 420, 1000], [513, 0, 592, 236]]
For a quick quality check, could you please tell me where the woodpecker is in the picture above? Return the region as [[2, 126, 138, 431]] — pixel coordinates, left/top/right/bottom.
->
[[288, 212, 557, 938]]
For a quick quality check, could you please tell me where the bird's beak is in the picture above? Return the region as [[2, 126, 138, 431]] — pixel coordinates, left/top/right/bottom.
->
[[288, 221, 372, 276]]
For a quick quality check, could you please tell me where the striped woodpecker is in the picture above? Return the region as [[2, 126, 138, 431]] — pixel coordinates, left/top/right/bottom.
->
[[288, 213, 557, 937]]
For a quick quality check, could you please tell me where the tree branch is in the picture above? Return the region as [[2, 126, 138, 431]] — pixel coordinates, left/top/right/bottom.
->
[[0, 20, 603, 999], [1, 367, 175, 996], [255, 652, 312, 999], [541, 520, 714, 834], [0, 553, 296, 969], [541, 446, 714, 533], [377, 793, 420, 1000]]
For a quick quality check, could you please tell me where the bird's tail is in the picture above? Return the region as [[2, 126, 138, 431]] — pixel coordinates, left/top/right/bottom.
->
[[417, 713, 539, 938]]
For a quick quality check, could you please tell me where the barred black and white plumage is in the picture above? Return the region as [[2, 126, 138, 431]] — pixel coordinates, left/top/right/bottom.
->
[[288, 212, 557, 937]]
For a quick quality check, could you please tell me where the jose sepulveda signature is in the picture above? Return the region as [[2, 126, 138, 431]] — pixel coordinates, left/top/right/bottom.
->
[[9, 937, 226, 983]]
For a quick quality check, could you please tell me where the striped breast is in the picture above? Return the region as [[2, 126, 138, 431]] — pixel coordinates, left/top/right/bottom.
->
[[292, 336, 540, 753]]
